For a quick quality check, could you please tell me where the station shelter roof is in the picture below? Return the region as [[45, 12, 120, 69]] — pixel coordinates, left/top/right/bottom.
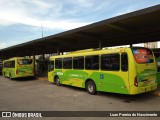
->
[[0, 5, 160, 58]]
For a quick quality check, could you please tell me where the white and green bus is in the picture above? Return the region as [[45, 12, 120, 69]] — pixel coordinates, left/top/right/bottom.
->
[[48, 47, 157, 95], [3, 57, 34, 79]]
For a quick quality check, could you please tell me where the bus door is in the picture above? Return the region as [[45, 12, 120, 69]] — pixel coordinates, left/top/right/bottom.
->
[[48, 60, 54, 82], [121, 52, 129, 92]]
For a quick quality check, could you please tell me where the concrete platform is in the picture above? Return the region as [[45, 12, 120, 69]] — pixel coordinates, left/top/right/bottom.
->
[[152, 85, 160, 96]]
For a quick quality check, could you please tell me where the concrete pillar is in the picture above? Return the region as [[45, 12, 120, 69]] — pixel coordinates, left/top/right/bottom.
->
[[57, 47, 60, 55], [42, 54, 46, 71], [33, 53, 36, 77], [42, 54, 45, 61], [99, 40, 102, 49]]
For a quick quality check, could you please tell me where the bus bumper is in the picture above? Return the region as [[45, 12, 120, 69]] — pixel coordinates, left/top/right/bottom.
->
[[138, 84, 157, 93], [130, 84, 157, 95]]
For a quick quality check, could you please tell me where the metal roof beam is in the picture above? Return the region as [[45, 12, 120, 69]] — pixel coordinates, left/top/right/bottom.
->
[[106, 22, 137, 34]]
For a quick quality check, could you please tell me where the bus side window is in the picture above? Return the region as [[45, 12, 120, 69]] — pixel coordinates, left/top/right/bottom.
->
[[85, 56, 92, 70], [10, 61, 15, 68], [63, 57, 72, 69], [121, 53, 128, 71], [85, 55, 99, 70], [73, 56, 84, 69], [55, 58, 62, 69], [48, 61, 54, 72]]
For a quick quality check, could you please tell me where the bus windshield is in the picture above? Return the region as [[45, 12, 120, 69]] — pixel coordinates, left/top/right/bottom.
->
[[17, 59, 32, 65], [132, 48, 154, 64]]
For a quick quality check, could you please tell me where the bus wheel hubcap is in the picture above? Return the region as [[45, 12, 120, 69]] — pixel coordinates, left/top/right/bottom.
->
[[88, 84, 93, 92], [56, 78, 59, 84]]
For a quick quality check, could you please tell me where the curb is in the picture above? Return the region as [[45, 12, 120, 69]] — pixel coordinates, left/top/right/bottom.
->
[[152, 91, 160, 96], [37, 77, 48, 81]]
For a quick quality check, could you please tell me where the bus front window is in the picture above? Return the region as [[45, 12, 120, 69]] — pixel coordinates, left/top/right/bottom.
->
[[132, 48, 154, 64], [48, 61, 54, 72]]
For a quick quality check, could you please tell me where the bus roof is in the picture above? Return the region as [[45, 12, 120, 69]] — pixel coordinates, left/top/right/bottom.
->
[[50, 47, 129, 59], [50, 47, 153, 59], [4, 57, 32, 61]]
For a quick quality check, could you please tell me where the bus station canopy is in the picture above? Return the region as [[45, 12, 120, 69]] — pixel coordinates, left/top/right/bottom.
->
[[0, 5, 160, 58]]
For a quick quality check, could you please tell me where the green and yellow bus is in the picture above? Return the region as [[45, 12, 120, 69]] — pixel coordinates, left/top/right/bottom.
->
[[153, 51, 160, 85], [48, 47, 157, 95], [3, 57, 34, 79]]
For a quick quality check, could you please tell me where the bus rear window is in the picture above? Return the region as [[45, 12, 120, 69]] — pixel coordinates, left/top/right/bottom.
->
[[132, 48, 154, 63], [18, 59, 32, 65]]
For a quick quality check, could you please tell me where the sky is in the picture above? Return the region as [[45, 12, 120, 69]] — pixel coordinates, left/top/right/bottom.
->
[[0, 0, 160, 49]]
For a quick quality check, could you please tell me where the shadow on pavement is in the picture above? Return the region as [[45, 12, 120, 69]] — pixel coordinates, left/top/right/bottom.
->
[[55, 83, 157, 103]]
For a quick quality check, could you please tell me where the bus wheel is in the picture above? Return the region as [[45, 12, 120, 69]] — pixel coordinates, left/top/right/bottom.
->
[[55, 76, 60, 86], [86, 81, 97, 95]]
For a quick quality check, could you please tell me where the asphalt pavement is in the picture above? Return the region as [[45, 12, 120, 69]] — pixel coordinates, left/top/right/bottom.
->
[[0, 76, 160, 120]]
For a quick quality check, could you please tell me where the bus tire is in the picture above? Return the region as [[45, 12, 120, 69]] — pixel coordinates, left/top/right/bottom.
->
[[86, 80, 97, 95], [55, 76, 60, 86]]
